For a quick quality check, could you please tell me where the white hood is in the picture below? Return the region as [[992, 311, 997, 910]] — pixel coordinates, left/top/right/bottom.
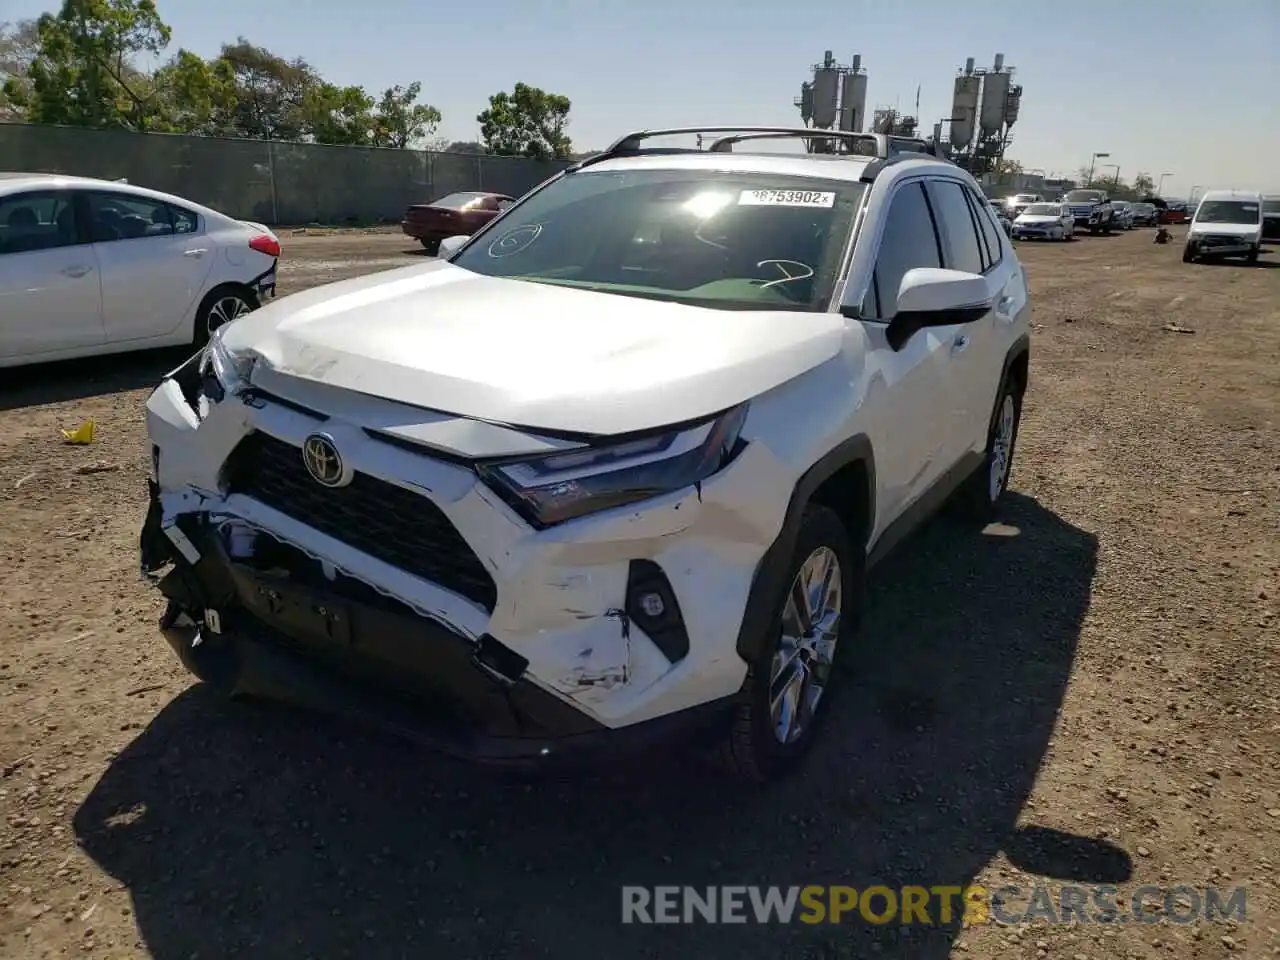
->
[[1015, 214, 1060, 224], [222, 260, 846, 436], [1188, 222, 1260, 238]]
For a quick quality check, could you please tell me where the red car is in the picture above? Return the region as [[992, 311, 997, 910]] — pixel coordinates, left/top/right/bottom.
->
[[401, 191, 514, 254], [1160, 202, 1190, 225]]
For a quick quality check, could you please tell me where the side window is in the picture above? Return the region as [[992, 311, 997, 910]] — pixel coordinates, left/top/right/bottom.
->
[[85, 191, 178, 243], [0, 191, 77, 255], [861, 182, 942, 320], [970, 189, 1004, 266], [168, 204, 198, 234], [925, 180, 985, 275]]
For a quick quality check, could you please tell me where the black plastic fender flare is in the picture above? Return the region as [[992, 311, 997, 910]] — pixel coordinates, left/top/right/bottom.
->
[[733, 434, 876, 664]]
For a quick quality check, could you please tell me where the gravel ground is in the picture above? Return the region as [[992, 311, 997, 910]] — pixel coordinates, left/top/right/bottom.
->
[[0, 227, 1277, 960]]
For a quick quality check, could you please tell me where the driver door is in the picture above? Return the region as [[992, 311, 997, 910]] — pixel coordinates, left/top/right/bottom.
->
[[849, 180, 957, 537]]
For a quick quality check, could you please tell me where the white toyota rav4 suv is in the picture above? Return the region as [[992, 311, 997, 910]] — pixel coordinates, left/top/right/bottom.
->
[[140, 127, 1032, 782]]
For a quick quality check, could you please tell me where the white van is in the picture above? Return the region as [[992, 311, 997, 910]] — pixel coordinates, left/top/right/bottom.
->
[[1183, 189, 1264, 263]]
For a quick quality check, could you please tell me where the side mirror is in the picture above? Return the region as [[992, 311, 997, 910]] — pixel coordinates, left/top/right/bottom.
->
[[438, 234, 469, 258], [885, 268, 992, 351]]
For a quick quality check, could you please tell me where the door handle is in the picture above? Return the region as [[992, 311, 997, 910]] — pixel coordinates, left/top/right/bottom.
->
[[951, 334, 970, 355], [183, 248, 208, 258], [60, 264, 93, 278]]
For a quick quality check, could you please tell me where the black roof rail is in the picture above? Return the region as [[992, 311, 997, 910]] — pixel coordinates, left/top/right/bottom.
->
[[570, 126, 893, 170], [859, 151, 954, 183]]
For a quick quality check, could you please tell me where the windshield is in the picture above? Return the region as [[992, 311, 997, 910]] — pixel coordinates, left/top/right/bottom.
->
[[1064, 190, 1105, 203], [1194, 200, 1261, 224], [430, 192, 488, 209], [1013, 194, 1038, 202], [1023, 203, 1061, 216], [1113, 201, 1131, 210], [1132, 203, 1154, 213], [449, 169, 866, 312]]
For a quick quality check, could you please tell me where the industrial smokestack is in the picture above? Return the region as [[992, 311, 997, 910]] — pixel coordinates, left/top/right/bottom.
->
[[851, 53, 861, 72], [964, 57, 975, 75], [993, 52, 1005, 72]]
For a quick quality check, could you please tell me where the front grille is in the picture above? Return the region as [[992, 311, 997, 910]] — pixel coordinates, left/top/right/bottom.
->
[[223, 432, 498, 612]]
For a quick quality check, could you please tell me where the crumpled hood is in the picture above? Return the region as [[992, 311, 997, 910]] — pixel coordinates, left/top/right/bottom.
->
[[222, 260, 847, 436], [1188, 222, 1260, 238]]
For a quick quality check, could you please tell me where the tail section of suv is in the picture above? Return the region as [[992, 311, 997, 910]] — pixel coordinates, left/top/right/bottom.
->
[[139, 126, 1032, 781]]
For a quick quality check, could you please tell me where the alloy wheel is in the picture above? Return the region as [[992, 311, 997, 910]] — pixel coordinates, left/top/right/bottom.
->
[[989, 393, 1017, 501], [769, 546, 842, 745], [207, 294, 252, 335]]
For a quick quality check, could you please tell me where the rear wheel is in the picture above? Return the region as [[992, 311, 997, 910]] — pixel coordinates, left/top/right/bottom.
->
[[192, 286, 257, 348], [421, 238, 441, 255], [715, 504, 860, 783], [954, 375, 1023, 521]]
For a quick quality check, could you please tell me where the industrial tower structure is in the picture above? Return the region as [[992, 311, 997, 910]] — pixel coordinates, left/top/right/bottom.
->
[[945, 54, 1022, 176], [792, 50, 1023, 173], [794, 50, 870, 152]]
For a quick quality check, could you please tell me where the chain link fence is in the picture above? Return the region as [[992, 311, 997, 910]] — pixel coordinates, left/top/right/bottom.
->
[[0, 123, 572, 225]]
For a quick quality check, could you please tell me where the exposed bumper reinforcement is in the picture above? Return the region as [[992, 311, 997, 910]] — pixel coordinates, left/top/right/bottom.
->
[[140, 484, 733, 770]]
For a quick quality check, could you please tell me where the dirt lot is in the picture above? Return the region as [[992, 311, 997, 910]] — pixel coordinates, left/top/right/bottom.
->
[[1, 227, 1277, 960]]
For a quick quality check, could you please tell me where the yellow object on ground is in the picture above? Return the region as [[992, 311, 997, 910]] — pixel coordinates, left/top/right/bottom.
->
[[60, 419, 95, 444]]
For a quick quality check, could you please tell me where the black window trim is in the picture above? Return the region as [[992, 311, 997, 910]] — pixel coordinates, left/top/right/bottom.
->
[[962, 187, 994, 270], [76, 188, 201, 243], [923, 177, 988, 277], [860, 179, 945, 322], [966, 183, 1006, 271]]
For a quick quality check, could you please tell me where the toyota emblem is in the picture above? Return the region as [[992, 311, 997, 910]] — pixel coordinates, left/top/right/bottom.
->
[[301, 433, 346, 487]]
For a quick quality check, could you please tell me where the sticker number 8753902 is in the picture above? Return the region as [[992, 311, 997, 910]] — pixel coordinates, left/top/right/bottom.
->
[[738, 189, 836, 208]]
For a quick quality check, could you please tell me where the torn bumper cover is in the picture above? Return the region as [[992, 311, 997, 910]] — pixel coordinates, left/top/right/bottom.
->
[[139, 482, 732, 767]]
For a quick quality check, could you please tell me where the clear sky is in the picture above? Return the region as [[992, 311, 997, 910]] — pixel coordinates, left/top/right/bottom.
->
[[9, 0, 1279, 199]]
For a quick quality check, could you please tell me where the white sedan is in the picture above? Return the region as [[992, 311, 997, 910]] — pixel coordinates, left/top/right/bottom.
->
[[1010, 202, 1075, 241], [0, 174, 280, 369]]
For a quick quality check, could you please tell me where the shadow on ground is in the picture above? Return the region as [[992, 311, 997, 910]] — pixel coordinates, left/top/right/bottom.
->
[[75, 493, 1109, 959], [0, 348, 189, 412]]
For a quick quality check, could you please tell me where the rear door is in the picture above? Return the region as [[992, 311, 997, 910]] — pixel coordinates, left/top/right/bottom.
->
[[925, 178, 1022, 462], [0, 189, 105, 360], [78, 189, 213, 344]]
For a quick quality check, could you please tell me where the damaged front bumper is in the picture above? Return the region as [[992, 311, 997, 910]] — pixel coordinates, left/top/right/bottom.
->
[[139, 481, 733, 767]]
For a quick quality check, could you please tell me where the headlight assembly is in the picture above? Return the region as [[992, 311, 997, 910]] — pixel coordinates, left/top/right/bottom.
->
[[198, 329, 254, 404], [477, 404, 749, 528]]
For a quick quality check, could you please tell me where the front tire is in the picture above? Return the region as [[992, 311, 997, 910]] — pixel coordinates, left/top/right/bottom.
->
[[954, 375, 1023, 521], [716, 504, 860, 783], [1182, 244, 1196, 263]]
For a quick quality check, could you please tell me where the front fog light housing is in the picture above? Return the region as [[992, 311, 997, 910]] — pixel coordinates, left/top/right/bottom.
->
[[477, 403, 749, 528]]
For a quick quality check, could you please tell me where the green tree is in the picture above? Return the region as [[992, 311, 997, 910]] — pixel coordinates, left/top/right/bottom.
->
[[371, 81, 440, 148], [218, 38, 316, 140], [445, 140, 486, 154], [5, 0, 172, 131], [304, 82, 375, 145], [0, 19, 40, 120], [1132, 171, 1155, 197], [151, 48, 236, 135], [477, 82, 572, 160]]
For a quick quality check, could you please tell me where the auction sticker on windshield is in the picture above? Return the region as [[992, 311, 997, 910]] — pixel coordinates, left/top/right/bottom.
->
[[738, 189, 836, 208]]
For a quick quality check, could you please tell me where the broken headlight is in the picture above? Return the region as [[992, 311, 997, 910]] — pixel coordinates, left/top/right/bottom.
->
[[477, 404, 748, 529], [198, 329, 254, 404]]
